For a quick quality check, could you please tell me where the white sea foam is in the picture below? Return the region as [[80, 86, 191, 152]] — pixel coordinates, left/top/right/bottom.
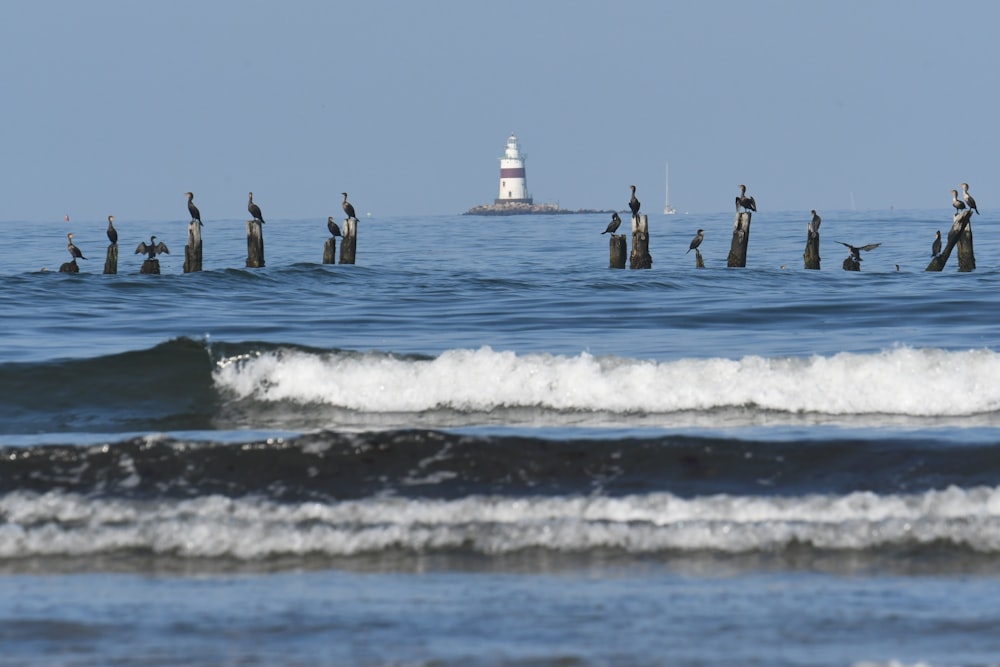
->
[[213, 346, 1000, 419], [3, 486, 1000, 559]]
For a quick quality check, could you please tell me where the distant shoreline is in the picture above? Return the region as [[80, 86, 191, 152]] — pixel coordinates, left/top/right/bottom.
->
[[463, 202, 616, 216]]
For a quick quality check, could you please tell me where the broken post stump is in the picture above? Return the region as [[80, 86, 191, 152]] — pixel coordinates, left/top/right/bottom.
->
[[842, 256, 860, 271], [728, 212, 752, 267], [629, 214, 652, 269], [246, 220, 265, 268], [339, 218, 357, 264], [609, 234, 626, 269], [103, 244, 118, 274], [804, 233, 820, 270], [184, 221, 203, 273], [927, 210, 973, 272], [140, 259, 161, 274], [59, 259, 79, 273], [323, 237, 337, 264], [694, 249, 705, 269]]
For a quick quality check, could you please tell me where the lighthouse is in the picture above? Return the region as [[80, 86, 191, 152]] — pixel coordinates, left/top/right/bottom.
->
[[495, 133, 533, 204]]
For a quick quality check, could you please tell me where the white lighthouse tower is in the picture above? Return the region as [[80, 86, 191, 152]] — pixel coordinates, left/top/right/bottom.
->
[[495, 133, 533, 204]]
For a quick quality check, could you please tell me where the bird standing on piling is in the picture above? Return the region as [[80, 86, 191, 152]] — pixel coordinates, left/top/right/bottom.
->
[[932, 230, 942, 257], [687, 229, 704, 253], [341, 192, 357, 221], [248, 192, 265, 223], [951, 189, 966, 214], [628, 185, 641, 221], [327, 216, 342, 237], [808, 210, 821, 238], [961, 183, 979, 214], [836, 241, 881, 262], [106, 216, 118, 245], [186, 192, 202, 225], [602, 212, 622, 235], [736, 185, 757, 213], [135, 235, 170, 260], [67, 233, 86, 260]]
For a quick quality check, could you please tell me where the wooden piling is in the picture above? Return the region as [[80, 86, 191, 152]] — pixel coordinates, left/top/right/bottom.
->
[[140, 259, 160, 275], [184, 221, 203, 273], [629, 214, 652, 269], [609, 234, 626, 269], [246, 220, 265, 268], [842, 256, 860, 271], [727, 212, 752, 267], [803, 233, 820, 270], [927, 210, 973, 272], [694, 250, 705, 268], [339, 218, 357, 264], [59, 259, 79, 273], [103, 244, 118, 274], [323, 237, 337, 264]]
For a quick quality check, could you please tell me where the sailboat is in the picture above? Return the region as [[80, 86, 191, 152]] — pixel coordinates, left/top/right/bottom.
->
[[663, 162, 677, 215]]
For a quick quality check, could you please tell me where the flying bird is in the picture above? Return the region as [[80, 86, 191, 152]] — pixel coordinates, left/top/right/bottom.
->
[[106, 215, 118, 245], [951, 189, 966, 214], [602, 212, 622, 235], [185, 192, 202, 225], [687, 229, 704, 254], [736, 184, 757, 213], [327, 216, 342, 237], [932, 230, 942, 257], [135, 235, 170, 260], [808, 210, 821, 238], [341, 192, 357, 221], [836, 241, 881, 262], [66, 233, 86, 260], [628, 185, 641, 220], [961, 183, 979, 214], [248, 192, 265, 223]]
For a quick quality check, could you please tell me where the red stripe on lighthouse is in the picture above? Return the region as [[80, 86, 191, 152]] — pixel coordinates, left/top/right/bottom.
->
[[500, 168, 525, 178]]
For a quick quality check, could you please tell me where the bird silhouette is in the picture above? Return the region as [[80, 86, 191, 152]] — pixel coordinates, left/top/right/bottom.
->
[[106, 216, 118, 245], [341, 192, 357, 221], [932, 230, 942, 257], [687, 229, 704, 254], [836, 241, 881, 261], [327, 216, 342, 237], [67, 233, 86, 260], [961, 183, 979, 215], [808, 210, 821, 238], [602, 212, 622, 235], [248, 192, 265, 223], [736, 184, 757, 213], [135, 235, 170, 260], [628, 185, 640, 220], [951, 189, 966, 214], [186, 192, 203, 225]]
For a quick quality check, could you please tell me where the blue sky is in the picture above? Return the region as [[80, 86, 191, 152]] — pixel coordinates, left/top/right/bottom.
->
[[1, 0, 996, 221]]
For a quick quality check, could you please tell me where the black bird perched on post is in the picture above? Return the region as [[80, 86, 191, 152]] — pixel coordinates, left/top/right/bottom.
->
[[106, 216, 118, 245], [341, 192, 357, 221], [736, 184, 757, 213], [961, 183, 979, 215], [185, 192, 202, 225], [327, 216, 342, 237], [808, 210, 821, 238], [248, 192, 265, 223], [628, 185, 641, 220], [951, 189, 966, 214], [687, 229, 704, 253], [932, 230, 942, 257], [836, 241, 881, 262], [602, 212, 622, 235], [135, 235, 170, 260], [67, 233, 86, 260]]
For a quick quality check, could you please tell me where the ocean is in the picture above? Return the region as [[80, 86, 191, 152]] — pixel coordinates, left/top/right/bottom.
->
[[2, 209, 999, 667]]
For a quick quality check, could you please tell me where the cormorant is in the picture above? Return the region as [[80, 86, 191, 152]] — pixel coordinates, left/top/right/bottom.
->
[[248, 192, 265, 223], [932, 230, 942, 257], [185, 192, 202, 225], [106, 215, 118, 245], [67, 233, 86, 260], [687, 229, 704, 253], [628, 185, 640, 220], [736, 184, 757, 213], [951, 189, 966, 214], [836, 241, 881, 262], [341, 192, 357, 221], [808, 210, 821, 238], [327, 216, 342, 237], [961, 183, 979, 214], [602, 212, 622, 235], [135, 235, 170, 260]]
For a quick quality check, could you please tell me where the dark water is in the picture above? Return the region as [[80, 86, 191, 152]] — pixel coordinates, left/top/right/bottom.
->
[[2, 211, 999, 666]]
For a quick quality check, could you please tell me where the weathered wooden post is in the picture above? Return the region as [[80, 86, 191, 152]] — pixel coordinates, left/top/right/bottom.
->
[[339, 218, 357, 264], [140, 259, 161, 274], [59, 259, 79, 273], [804, 233, 820, 270], [629, 214, 652, 269], [727, 212, 752, 267], [184, 221, 203, 273], [103, 244, 118, 274], [694, 250, 705, 268], [246, 220, 265, 268], [927, 210, 973, 272], [842, 255, 860, 271], [323, 237, 337, 264], [609, 234, 626, 269]]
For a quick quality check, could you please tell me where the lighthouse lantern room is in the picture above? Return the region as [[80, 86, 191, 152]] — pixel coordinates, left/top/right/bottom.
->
[[495, 133, 533, 204]]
